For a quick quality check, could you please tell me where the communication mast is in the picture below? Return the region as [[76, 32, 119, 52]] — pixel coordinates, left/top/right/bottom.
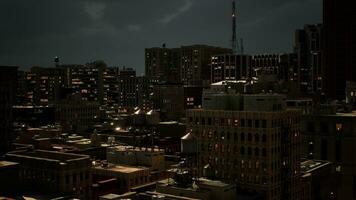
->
[[232, 0, 239, 55]]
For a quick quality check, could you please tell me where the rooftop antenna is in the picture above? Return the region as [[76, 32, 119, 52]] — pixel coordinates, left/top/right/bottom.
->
[[240, 38, 244, 55], [232, 0, 239, 55], [54, 56, 60, 67]]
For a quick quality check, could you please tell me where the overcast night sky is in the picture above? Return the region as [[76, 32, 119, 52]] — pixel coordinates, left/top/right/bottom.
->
[[0, 0, 322, 74]]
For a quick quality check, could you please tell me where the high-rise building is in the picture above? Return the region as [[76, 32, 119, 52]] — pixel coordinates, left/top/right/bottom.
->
[[210, 53, 299, 89], [55, 94, 100, 133], [295, 24, 323, 95], [323, 0, 356, 100], [211, 54, 252, 83], [25, 66, 67, 105], [17, 70, 28, 105], [0, 66, 18, 155], [60, 61, 106, 103], [152, 83, 184, 121], [280, 53, 299, 84], [186, 85, 302, 200], [117, 68, 140, 110], [103, 66, 138, 107], [145, 46, 180, 83], [145, 45, 231, 86], [184, 85, 204, 110], [103, 67, 120, 105], [180, 45, 232, 86], [103, 66, 151, 110], [251, 54, 284, 79]]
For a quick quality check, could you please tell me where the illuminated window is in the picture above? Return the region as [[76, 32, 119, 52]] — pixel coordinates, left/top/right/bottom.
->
[[336, 123, 343, 132], [234, 119, 239, 126]]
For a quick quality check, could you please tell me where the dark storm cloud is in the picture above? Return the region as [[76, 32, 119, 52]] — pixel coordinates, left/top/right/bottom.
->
[[0, 0, 321, 73]]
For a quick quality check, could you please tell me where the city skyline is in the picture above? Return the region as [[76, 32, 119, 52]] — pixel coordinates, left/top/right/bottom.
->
[[2, 0, 355, 199], [0, 0, 321, 73]]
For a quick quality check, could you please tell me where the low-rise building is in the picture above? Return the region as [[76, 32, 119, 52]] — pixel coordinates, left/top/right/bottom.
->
[[153, 176, 236, 200], [301, 107, 356, 199], [92, 163, 150, 194], [107, 145, 165, 172], [0, 161, 19, 195], [300, 160, 337, 200], [4, 150, 92, 199]]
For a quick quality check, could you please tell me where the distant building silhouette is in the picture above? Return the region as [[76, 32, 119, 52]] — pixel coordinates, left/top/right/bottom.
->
[[323, 0, 356, 100], [295, 24, 323, 95], [145, 45, 231, 86], [211, 54, 252, 83], [24, 66, 67, 105], [58, 61, 107, 104], [0, 66, 18, 155]]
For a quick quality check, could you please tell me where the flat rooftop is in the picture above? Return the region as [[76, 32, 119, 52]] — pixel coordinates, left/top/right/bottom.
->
[[335, 111, 356, 117], [6, 150, 89, 163], [301, 160, 331, 174], [112, 145, 164, 153], [158, 177, 233, 190], [0, 161, 18, 168], [94, 164, 149, 174], [197, 178, 231, 188], [99, 193, 120, 199], [100, 192, 136, 199]]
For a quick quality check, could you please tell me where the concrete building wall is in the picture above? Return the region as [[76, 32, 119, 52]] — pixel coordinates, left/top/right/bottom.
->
[[186, 93, 302, 200]]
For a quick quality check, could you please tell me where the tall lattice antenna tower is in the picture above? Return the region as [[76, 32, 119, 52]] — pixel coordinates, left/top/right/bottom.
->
[[232, 0, 239, 55]]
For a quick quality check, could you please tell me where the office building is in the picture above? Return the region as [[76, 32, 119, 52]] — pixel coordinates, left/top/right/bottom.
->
[[17, 70, 28, 105], [13, 105, 56, 127], [251, 54, 283, 77], [186, 85, 302, 200], [152, 83, 185, 121], [5, 150, 92, 199], [117, 67, 137, 107], [55, 94, 100, 133], [137, 76, 153, 111], [211, 54, 252, 83], [145, 46, 181, 83], [295, 24, 323, 95], [323, 0, 356, 100], [184, 86, 204, 109], [0, 66, 18, 155], [180, 45, 232, 86], [103, 67, 151, 110], [145, 45, 231, 86], [25, 67, 67, 105], [60, 61, 106, 103], [103, 67, 121, 105], [279, 53, 299, 84]]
